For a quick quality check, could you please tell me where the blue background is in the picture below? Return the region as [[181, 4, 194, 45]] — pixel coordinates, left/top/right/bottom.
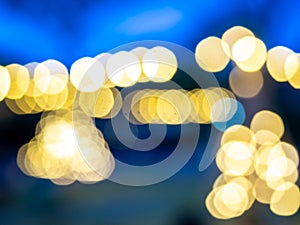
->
[[0, 0, 300, 224]]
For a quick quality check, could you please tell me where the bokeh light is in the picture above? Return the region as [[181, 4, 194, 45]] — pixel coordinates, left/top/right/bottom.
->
[[195, 36, 230, 72]]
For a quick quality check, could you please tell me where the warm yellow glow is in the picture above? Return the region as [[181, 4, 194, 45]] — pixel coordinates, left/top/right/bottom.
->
[[266, 157, 298, 189], [250, 110, 284, 140], [128, 90, 149, 124], [106, 51, 141, 87], [216, 141, 255, 176], [285, 53, 299, 80], [137, 90, 162, 124], [232, 36, 267, 72], [277, 142, 299, 166], [70, 57, 106, 92], [34, 84, 68, 111], [222, 26, 254, 58], [253, 177, 274, 204], [142, 46, 177, 82], [156, 89, 191, 124], [188, 89, 211, 123], [197, 88, 236, 123], [195, 36, 230, 72], [229, 67, 263, 98], [79, 87, 115, 118], [125, 87, 237, 125], [266, 46, 294, 82], [213, 183, 248, 218], [95, 53, 116, 88], [287, 53, 300, 89], [24, 79, 43, 98], [0, 66, 11, 101], [221, 125, 254, 146], [130, 47, 151, 83], [270, 182, 300, 216], [254, 144, 286, 181], [230, 177, 255, 210], [253, 129, 280, 146], [16, 110, 115, 185], [101, 88, 123, 119], [205, 189, 227, 219], [34, 60, 69, 95], [128, 89, 164, 124], [5, 64, 30, 99], [61, 82, 77, 110]]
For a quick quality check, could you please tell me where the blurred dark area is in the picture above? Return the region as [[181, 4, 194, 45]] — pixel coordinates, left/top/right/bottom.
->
[[0, 0, 300, 224]]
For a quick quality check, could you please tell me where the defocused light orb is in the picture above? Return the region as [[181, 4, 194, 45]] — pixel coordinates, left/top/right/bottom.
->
[[250, 110, 284, 140], [142, 46, 177, 82], [34, 59, 69, 95], [139, 93, 157, 123], [232, 36, 267, 72], [79, 87, 114, 118], [216, 141, 255, 176], [287, 53, 300, 88], [137, 90, 162, 124], [221, 125, 254, 146], [285, 53, 299, 80], [276, 142, 299, 166], [0, 66, 11, 101], [266, 46, 294, 82], [188, 89, 211, 123], [61, 82, 77, 110], [270, 182, 300, 216], [101, 88, 123, 119], [5, 64, 30, 99], [222, 26, 254, 58], [195, 36, 230, 72], [266, 157, 298, 189], [253, 129, 280, 146], [213, 183, 248, 218], [130, 47, 150, 83], [106, 51, 141, 87], [253, 177, 274, 204], [34, 85, 68, 111], [205, 189, 227, 219], [70, 57, 106, 92], [95, 53, 116, 88], [156, 89, 191, 124], [230, 177, 255, 210], [229, 67, 263, 98]]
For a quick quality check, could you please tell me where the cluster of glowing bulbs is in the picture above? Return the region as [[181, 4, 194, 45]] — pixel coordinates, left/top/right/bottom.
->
[[206, 111, 299, 218], [124, 87, 238, 125], [0, 25, 299, 219]]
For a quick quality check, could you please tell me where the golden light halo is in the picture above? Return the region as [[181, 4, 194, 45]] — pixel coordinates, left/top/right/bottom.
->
[[5, 64, 30, 99], [266, 46, 294, 82], [0, 66, 11, 101], [106, 51, 141, 87], [142, 46, 177, 82], [222, 26, 255, 58], [130, 47, 151, 83], [34, 59, 69, 95], [232, 36, 267, 72], [70, 57, 106, 92], [195, 36, 230, 72]]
